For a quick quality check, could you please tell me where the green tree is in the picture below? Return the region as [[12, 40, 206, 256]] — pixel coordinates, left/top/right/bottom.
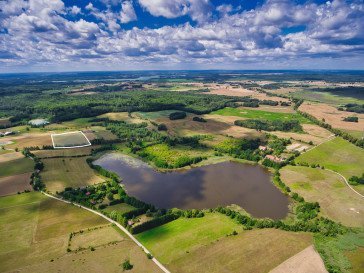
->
[[107, 192, 114, 201], [122, 259, 132, 270]]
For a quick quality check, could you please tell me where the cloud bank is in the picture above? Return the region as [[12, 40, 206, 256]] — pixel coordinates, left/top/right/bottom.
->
[[0, 0, 363, 72]]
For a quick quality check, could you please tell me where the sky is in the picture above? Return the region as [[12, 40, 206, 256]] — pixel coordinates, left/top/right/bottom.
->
[[0, 0, 364, 72]]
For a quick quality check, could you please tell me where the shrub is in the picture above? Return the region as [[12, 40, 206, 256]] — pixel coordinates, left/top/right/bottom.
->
[[169, 111, 186, 120], [122, 259, 133, 270], [157, 124, 167, 131]]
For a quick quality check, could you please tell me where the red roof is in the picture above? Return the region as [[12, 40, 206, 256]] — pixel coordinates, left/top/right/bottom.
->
[[86, 192, 90, 196]]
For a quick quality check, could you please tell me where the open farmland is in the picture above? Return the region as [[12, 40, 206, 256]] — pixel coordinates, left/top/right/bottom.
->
[[0, 150, 24, 162], [0, 157, 34, 178], [41, 157, 104, 193], [281, 166, 364, 227], [296, 138, 364, 179], [98, 112, 145, 124], [52, 131, 91, 148], [32, 145, 98, 158], [135, 110, 192, 119], [136, 213, 243, 265], [167, 230, 313, 273], [155, 114, 265, 140], [0, 192, 122, 272], [0, 172, 33, 196], [299, 101, 364, 131], [210, 107, 311, 123], [5, 132, 53, 149]]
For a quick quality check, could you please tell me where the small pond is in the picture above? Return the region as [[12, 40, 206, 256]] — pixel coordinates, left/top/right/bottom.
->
[[94, 153, 290, 220]]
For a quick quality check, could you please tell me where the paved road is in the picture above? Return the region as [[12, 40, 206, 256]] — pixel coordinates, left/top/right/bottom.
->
[[41, 191, 170, 273]]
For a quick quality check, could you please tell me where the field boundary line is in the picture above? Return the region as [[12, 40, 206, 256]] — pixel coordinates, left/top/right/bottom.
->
[[40, 191, 170, 273], [51, 131, 91, 149]]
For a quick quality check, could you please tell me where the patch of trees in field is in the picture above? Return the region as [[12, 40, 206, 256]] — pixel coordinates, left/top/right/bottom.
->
[[234, 119, 303, 132], [338, 103, 364, 114], [169, 111, 186, 120], [348, 173, 364, 185], [192, 116, 207, 122], [214, 138, 261, 162], [343, 116, 358, 122]]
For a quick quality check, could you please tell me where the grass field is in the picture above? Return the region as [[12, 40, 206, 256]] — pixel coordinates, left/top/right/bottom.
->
[[70, 225, 124, 250], [135, 213, 242, 264], [33, 146, 98, 158], [103, 203, 136, 214], [296, 137, 364, 180], [0, 192, 161, 272], [41, 157, 103, 193], [0, 157, 34, 178], [0, 150, 24, 162], [136, 214, 313, 273], [52, 131, 91, 148], [0, 172, 33, 196], [0, 149, 12, 155], [210, 107, 311, 123], [167, 229, 312, 273], [134, 110, 191, 120], [280, 166, 364, 227]]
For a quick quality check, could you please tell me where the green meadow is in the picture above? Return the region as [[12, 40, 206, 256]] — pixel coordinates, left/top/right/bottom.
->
[[210, 107, 311, 123]]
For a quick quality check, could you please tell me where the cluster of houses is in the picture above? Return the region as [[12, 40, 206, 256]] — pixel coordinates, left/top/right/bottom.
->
[[0, 131, 16, 137], [259, 145, 285, 162]]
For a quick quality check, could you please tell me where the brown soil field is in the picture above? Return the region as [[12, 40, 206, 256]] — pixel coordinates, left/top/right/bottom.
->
[[93, 130, 119, 140], [0, 172, 32, 196], [299, 102, 364, 131], [155, 115, 265, 140], [83, 132, 98, 141], [269, 245, 327, 273], [97, 112, 145, 124], [167, 229, 312, 273], [6, 133, 53, 149], [0, 151, 24, 163]]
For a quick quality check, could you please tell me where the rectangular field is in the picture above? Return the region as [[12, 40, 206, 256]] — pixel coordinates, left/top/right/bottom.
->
[[41, 157, 104, 193], [0, 172, 33, 197], [51, 131, 91, 148], [0, 158, 34, 178]]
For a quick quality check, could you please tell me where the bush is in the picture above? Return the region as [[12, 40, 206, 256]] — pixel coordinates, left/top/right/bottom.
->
[[169, 111, 186, 120], [192, 116, 207, 122], [343, 116, 358, 122], [122, 259, 133, 270], [157, 124, 167, 131]]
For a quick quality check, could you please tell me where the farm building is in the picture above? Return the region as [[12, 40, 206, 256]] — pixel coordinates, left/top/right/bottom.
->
[[259, 145, 267, 151], [265, 155, 284, 162]]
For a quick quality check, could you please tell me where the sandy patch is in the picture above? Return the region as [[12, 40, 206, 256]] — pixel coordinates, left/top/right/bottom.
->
[[0, 140, 13, 145], [269, 245, 327, 273], [287, 144, 301, 150]]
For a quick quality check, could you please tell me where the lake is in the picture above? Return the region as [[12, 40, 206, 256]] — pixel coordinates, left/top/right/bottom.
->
[[94, 153, 290, 220]]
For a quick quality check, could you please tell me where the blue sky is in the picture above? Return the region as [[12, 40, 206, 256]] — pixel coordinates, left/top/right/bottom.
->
[[0, 0, 363, 72]]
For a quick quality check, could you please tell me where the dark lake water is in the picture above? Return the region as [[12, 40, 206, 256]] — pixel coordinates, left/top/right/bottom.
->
[[94, 153, 290, 220]]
